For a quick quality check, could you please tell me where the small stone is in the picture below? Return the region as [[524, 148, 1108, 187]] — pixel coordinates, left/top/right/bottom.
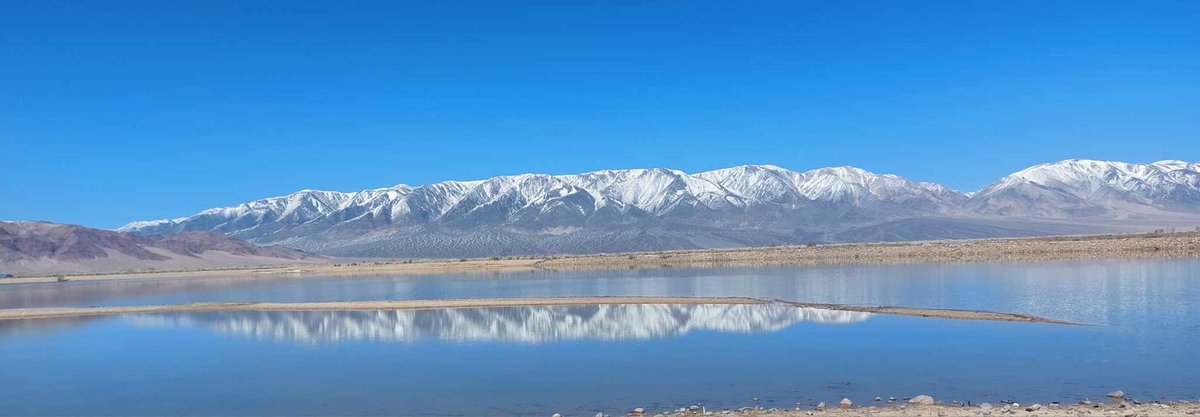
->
[[1108, 391, 1126, 400], [634, 408, 645, 414], [597, 413, 605, 417], [1082, 400, 1093, 405], [909, 395, 936, 406], [1026, 404, 1042, 412], [816, 401, 826, 410], [553, 414, 562, 417], [875, 397, 882, 402], [839, 398, 853, 409], [980, 403, 994, 409]]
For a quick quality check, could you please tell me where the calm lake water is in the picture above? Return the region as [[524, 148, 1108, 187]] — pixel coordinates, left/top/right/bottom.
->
[[2, 259, 1199, 416]]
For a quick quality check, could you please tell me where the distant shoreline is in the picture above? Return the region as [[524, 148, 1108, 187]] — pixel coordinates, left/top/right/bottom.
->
[[614, 401, 1198, 417], [2, 231, 1197, 285], [0, 296, 1081, 325]]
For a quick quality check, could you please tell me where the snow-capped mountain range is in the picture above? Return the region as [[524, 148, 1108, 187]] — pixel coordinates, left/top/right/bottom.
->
[[121, 159, 1200, 257]]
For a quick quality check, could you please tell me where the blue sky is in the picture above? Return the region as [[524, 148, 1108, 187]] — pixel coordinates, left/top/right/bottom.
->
[[3, 1, 1198, 229]]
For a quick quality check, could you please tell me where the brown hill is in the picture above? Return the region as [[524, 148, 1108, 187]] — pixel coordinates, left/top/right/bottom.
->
[[0, 221, 322, 275]]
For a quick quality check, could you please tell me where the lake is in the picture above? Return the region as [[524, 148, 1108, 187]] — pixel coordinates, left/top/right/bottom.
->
[[2, 259, 1198, 416]]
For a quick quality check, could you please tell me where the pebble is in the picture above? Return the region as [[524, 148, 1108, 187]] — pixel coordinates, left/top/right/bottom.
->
[[980, 403, 994, 409], [1027, 404, 1042, 412], [839, 398, 853, 408], [909, 395, 936, 405], [816, 401, 826, 410], [1108, 391, 1126, 400], [634, 408, 645, 414], [596, 413, 605, 417], [552, 414, 562, 417], [875, 397, 882, 402]]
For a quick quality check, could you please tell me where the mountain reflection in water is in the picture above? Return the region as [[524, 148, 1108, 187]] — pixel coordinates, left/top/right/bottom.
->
[[130, 304, 871, 344]]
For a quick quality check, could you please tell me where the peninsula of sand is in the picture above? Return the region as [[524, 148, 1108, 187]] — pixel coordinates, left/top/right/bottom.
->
[[0, 296, 1082, 326]]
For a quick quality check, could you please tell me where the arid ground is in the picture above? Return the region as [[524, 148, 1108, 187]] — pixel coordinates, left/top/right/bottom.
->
[[4, 231, 1197, 285]]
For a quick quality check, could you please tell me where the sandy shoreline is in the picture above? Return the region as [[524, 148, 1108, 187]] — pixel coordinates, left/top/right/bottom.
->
[[773, 300, 1085, 325], [3, 231, 1197, 286], [540, 231, 1200, 272], [0, 296, 1081, 324], [636, 401, 1200, 416], [0, 296, 760, 320]]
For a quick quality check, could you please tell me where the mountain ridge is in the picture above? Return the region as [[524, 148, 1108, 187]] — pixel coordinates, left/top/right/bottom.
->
[[118, 159, 1200, 257]]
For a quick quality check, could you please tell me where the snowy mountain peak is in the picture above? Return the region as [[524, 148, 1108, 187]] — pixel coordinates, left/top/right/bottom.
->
[[118, 159, 1200, 257], [992, 159, 1200, 190], [116, 218, 185, 232], [970, 159, 1200, 217], [121, 163, 954, 241]]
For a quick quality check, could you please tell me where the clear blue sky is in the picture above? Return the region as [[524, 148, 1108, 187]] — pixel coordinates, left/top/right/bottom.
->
[[3, 1, 1198, 229]]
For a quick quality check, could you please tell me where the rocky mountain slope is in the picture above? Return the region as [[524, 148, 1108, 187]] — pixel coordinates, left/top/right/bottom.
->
[[969, 160, 1200, 217], [0, 221, 321, 275], [119, 159, 1200, 257]]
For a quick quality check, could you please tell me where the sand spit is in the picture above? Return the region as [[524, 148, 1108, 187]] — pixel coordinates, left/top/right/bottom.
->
[[773, 300, 1086, 325], [0, 297, 1078, 325], [0, 297, 766, 320], [4, 232, 1196, 285], [630, 401, 1200, 417]]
